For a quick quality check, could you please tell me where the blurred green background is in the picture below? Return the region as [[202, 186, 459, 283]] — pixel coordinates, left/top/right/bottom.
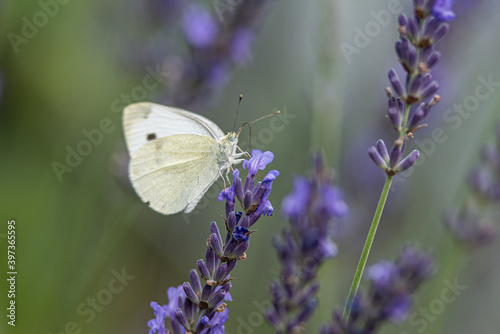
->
[[1, 0, 500, 333]]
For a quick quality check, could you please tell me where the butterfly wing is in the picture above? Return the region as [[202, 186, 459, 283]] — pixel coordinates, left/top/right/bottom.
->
[[129, 134, 221, 215], [123, 102, 225, 157]]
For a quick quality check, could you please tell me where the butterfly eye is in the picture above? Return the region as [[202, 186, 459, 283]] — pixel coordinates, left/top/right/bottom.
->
[[228, 133, 236, 142]]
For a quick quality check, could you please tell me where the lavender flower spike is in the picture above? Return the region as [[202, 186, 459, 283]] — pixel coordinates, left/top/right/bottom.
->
[[148, 150, 278, 333], [324, 245, 435, 333], [345, 0, 453, 322], [267, 152, 348, 333], [444, 123, 500, 249]]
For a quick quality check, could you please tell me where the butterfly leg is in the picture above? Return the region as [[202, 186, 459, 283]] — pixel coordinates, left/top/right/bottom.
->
[[236, 145, 250, 158]]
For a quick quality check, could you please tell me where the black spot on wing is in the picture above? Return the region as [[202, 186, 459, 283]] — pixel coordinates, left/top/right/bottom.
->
[[147, 133, 157, 141]]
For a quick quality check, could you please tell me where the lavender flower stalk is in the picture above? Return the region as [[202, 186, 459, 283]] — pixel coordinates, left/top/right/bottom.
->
[[322, 245, 435, 333], [171, 1, 276, 109], [444, 123, 500, 248], [266, 153, 348, 333], [344, 0, 455, 322], [147, 150, 278, 334]]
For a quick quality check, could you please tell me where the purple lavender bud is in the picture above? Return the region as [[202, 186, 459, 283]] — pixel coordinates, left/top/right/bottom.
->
[[408, 74, 424, 96], [184, 298, 197, 323], [426, 50, 441, 69], [388, 69, 406, 97], [281, 177, 311, 219], [230, 240, 249, 259], [226, 260, 237, 276], [395, 40, 403, 59], [389, 141, 406, 168], [387, 106, 402, 129], [385, 294, 412, 322], [401, 38, 410, 60], [269, 280, 284, 301], [222, 282, 232, 293], [226, 211, 236, 231], [398, 14, 408, 27], [369, 146, 388, 169], [234, 171, 244, 203], [175, 308, 190, 330], [432, 23, 449, 42], [207, 289, 226, 308], [420, 44, 434, 60], [427, 0, 437, 8], [210, 221, 222, 245], [223, 238, 237, 258], [396, 244, 435, 286], [368, 260, 399, 291], [414, 0, 424, 8], [200, 285, 213, 306], [376, 139, 390, 163], [209, 233, 223, 256], [408, 106, 426, 129], [183, 282, 200, 304], [432, 0, 456, 22], [243, 190, 252, 210], [294, 299, 317, 325], [197, 259, 210, 280], [407, 47, 417, 69], [266, 310, 281, 328], [316, 238, 339, 260], [419, 81, 439, 100], [296, 282, 320, 306], [421, 73, 432, 86], [213, 263, 227, 283], [407, 17, 419, 39], [206, 247, 218, 276], [189, 269, 202, 295], [396, 150, 419, 172], [468, 168, 491, 195], [239, 214, 251, 228], [423, 17, 438, 36]]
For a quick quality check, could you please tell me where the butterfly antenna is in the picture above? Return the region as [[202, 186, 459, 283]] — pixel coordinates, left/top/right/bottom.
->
[[232, 94, 243, 132], [248, 109, 281, 125]]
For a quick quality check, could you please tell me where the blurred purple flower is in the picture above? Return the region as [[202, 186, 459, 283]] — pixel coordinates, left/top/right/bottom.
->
[[445, 123, 500, 249], [147, 301, 169, 334], [281, 177, 311, 219], [182, 4, 218, 48], [267, 152, 348, 333], [230, 29, 254, 65], [322, 245, 435, 333], [432, 0, 456, 22]]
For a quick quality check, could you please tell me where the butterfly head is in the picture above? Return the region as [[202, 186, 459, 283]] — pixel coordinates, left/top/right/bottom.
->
[[228, 132, 238, 143]]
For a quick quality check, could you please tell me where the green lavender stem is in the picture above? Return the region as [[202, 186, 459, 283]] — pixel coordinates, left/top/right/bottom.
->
[[342, 174, 394, 322]]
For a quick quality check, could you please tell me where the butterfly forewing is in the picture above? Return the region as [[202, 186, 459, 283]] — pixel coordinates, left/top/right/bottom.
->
[[124, 102, 225, 157], [129, 134, 220, 215]]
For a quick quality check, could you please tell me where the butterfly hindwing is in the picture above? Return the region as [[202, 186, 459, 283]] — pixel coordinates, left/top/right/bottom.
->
[[129, 134, 221, 215]]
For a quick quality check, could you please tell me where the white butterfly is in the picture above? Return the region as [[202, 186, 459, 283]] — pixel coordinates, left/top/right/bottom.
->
[[123, 102, 245, 215]]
